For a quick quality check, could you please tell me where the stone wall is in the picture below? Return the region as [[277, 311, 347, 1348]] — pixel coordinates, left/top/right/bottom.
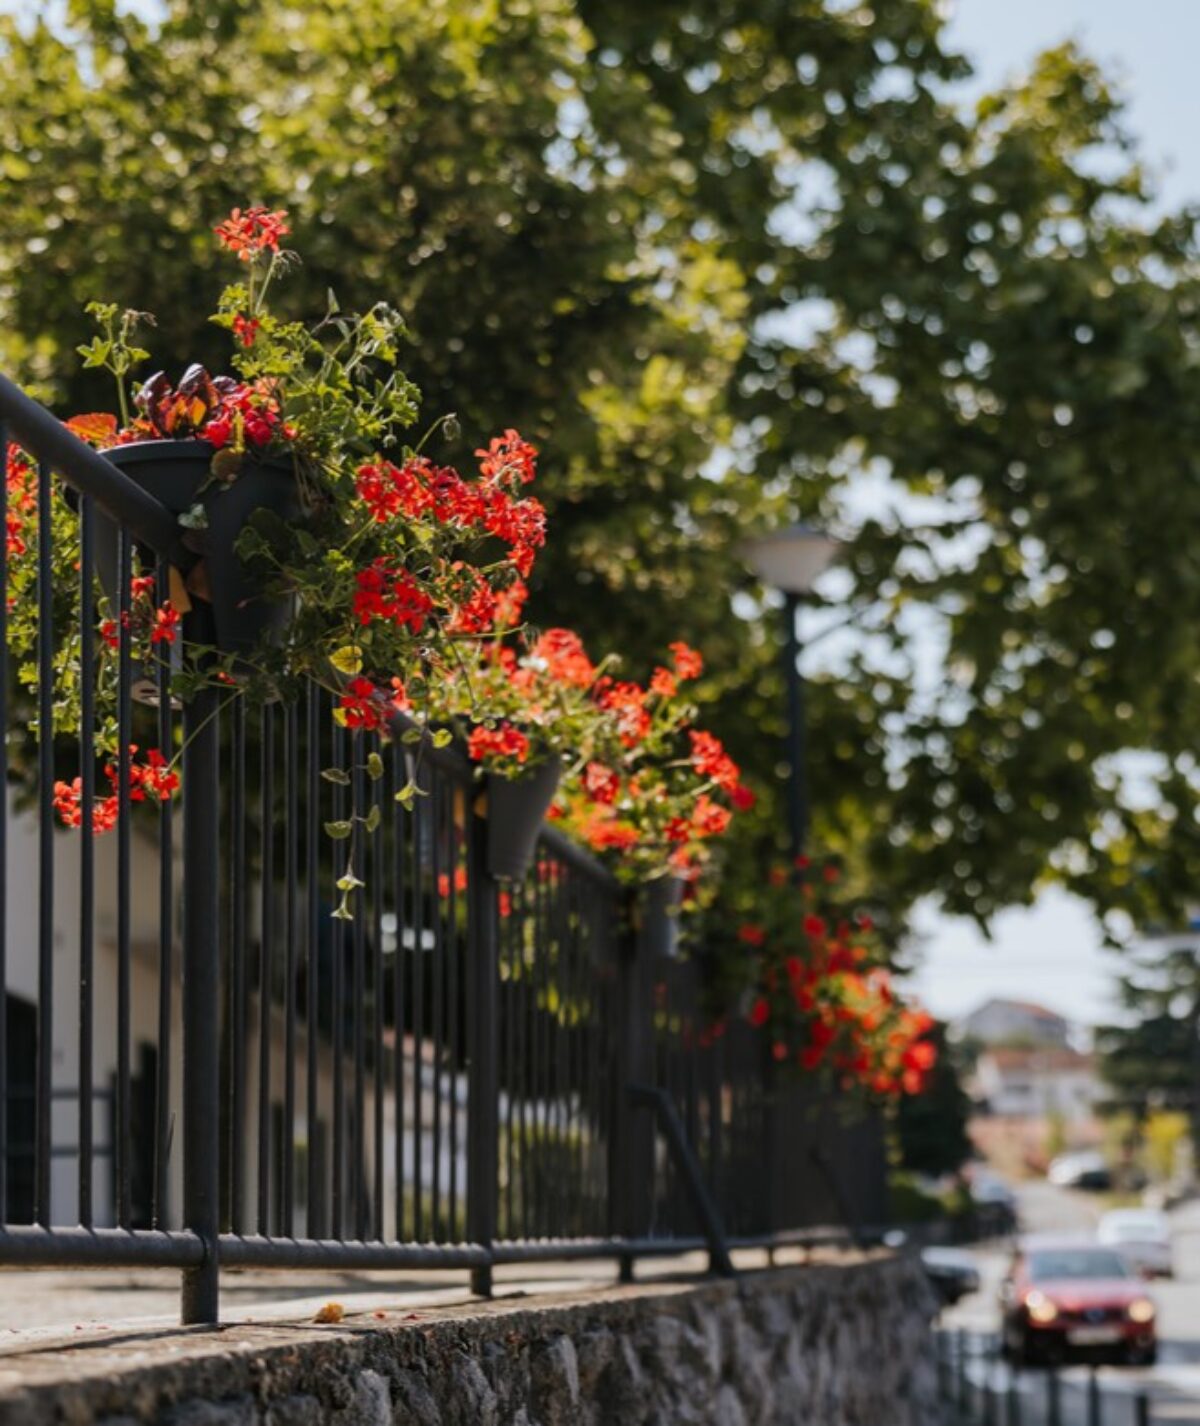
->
[[0, 1254, 940, 1426]]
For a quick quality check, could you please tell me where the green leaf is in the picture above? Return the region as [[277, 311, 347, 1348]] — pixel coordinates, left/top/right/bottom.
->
[[324, 819, 353, 839], [366, 751, 384, 780], [330, 644, 363, 676], [364, 803, 381, 832], [431, 729, 453, 749], [321, 767, 351, 785]]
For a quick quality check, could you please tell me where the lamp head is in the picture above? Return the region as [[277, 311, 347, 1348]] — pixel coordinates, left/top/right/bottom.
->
[[740, 523, 838, 595]]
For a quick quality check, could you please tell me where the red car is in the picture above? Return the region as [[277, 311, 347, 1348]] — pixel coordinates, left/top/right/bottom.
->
[[1000, 1236, 1157, 1366]]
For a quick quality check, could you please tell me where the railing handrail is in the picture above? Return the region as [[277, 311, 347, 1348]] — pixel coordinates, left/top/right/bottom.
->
[[0, 372, 183, 560]]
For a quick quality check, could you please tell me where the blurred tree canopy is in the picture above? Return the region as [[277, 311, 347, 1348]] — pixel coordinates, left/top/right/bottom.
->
[[1096, 942, 1200, 1142], [4, 0, 1200, 931]]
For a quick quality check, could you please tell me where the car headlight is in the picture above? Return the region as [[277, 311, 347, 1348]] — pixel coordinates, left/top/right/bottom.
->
[[1128, 1298, 1156, 1324], [1026, 1291, 1059, 1325]]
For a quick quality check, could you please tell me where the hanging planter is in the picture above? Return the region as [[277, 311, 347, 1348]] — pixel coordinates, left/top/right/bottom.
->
[[99, 438, 298, 662], [486, 757, 562, 882], [639, 874, 686, 958]]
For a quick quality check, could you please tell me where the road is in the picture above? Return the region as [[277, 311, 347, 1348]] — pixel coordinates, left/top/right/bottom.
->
[[940, 1181, 1200, 1424]]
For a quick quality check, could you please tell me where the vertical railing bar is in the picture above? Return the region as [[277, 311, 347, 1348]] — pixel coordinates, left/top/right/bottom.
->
[[411, 779, 425, 1242], [534, 857, 550, 1236], [257, 704, 275, 1235], [114, 527, 132, 1228], [430, 774, 444, 1241], [555, 863, 570, 1237], [528, 865, 540, 1237], [0, 420, 7, 1225], [351, 756, 366, 1242], [592, 884, 607, 1233], [580, 878, 595, 1231], [305, 682, 321, 1237], [76, 494, 95, 1227], [34, 459, 55, 1228], [283, 698, 299, 1236], [568, 870, 585, 1236], [502, 875, 515, 1238], [180, 685, 222, 1323], [330, 722, 345, 1239], [152, 560, 174, 1227], [556, 863, 572, 1235], [548, 860, 562, 1237], [391, 743, 407, 1242], [228, 696, 247, 1235], [466, 792, 498, 1297], [447, 780, 461, 1240], [371, 738, 384, 1240], [513, 884, 527, 1243]]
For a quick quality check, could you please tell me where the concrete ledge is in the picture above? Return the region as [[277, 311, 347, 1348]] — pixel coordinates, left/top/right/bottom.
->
[[0, 1253, 939, 1425]]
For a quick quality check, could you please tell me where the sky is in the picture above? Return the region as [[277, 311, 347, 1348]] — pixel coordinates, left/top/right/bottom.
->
[[902, 0, 1200, 1029]]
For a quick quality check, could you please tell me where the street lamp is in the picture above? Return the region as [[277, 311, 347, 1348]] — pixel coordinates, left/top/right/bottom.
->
[[740, 524, 838, 861]]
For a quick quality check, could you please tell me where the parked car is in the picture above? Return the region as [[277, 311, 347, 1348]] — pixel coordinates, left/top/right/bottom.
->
[[1047, 1151, 1112, 1191], [1097, 1209, 1174, 1278], [922, 1246, 982, 1306], [1000, 1235, 1157, 1366]]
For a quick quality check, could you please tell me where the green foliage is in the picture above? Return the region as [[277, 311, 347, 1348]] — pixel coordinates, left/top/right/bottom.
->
[[1095, 942, 1200, 1128], [893, 1024, 973, 1178], [4, 1, 1200, 928]]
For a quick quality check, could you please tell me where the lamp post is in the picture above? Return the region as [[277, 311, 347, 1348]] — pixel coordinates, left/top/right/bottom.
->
[[740, 524, 838, 862]]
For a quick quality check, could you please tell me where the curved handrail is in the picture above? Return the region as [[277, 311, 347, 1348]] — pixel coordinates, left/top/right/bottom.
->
[[0, 372, 183, 560]]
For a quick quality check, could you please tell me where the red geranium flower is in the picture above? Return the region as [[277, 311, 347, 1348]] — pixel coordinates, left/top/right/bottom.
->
[[214, 206, 291, 261], [669, 641, 703, 680], [467, 722, 530, 764]]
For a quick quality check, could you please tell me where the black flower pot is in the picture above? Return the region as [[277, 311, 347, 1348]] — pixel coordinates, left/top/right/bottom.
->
[[640, 875, 686, 958], [486, 759, 562, 882], [98, 439, 299, 664]]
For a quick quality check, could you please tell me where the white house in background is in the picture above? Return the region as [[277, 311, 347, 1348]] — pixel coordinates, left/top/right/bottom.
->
[[961, 997, 1071, 1049], [973, 1046, 1102, 1123]]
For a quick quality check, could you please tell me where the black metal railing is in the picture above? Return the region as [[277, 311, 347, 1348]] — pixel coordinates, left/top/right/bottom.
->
[[0, 387, 881, 1324], [936, 1329, 1187, 1426]]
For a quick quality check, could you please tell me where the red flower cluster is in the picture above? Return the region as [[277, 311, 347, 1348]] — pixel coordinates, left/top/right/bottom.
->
[[232, 314, 260, 348], [213, 206, 291, 261], [5, 445, 36, 560], [338, 676, 410, 733], [467, 723, 530, 765], [476, 429, 538, 486], [353, 442, 546, 579], [736, 858, 937, 1099], [583, 761, 620, 804], [353, 560, 433, 633], [599, 681, 650, 748], [528, 629, 596, 689], [201, 382, 281, 450], [669, 641, 703, 680], [53, 747, 179, 835], [688, 730, 741, 793]]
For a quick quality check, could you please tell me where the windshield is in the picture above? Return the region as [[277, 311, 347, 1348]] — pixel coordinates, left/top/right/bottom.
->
[[1027, 1249, 1130, 1281]]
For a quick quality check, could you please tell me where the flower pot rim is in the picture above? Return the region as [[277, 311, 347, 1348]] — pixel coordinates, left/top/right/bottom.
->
[[485, 751, 564, 780], [103, 438, 217, 463]]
